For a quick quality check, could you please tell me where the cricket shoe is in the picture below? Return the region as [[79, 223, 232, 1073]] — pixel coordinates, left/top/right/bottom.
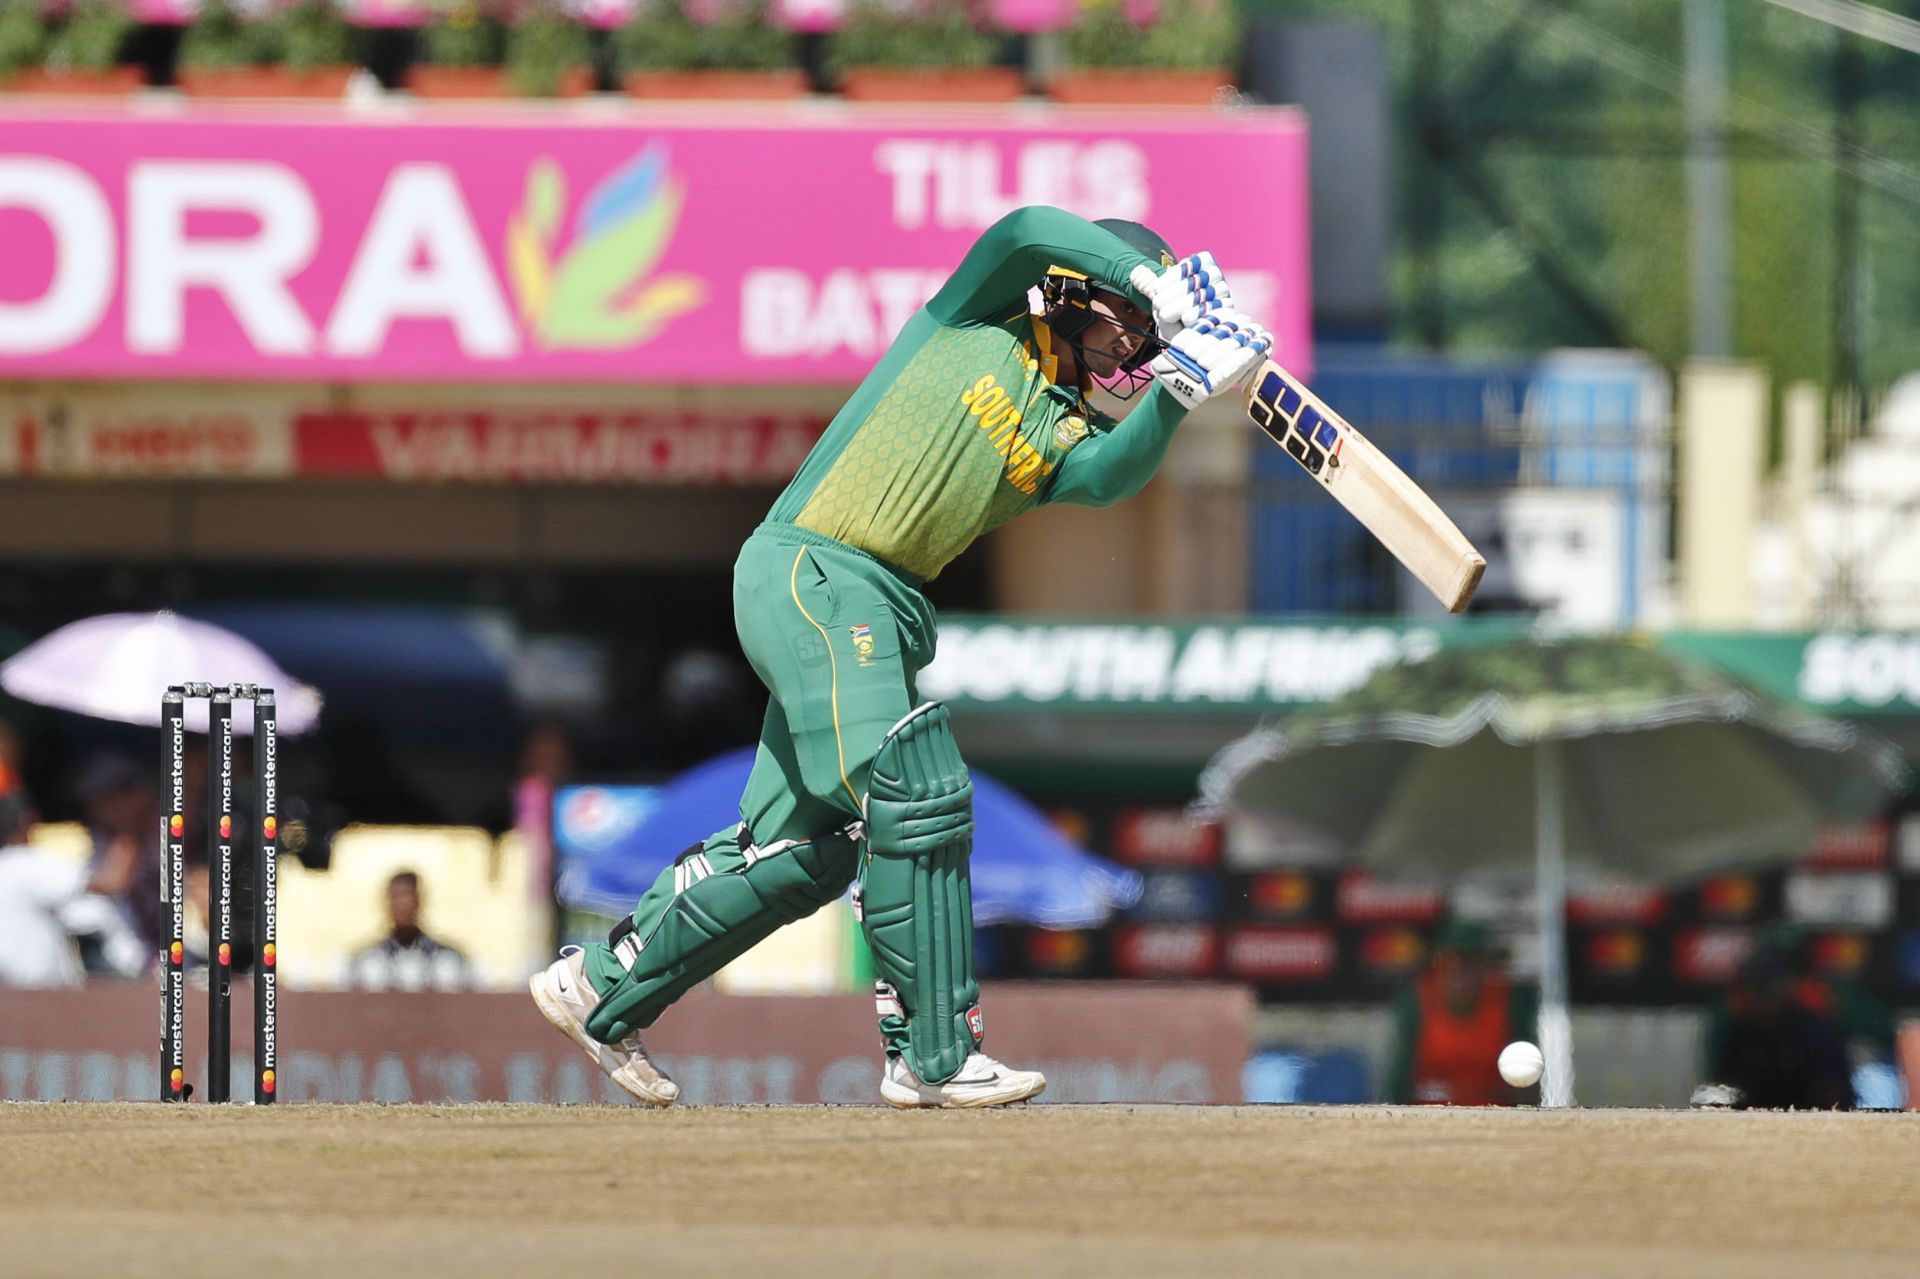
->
[[880, 1052, 1046, 1109], [530, 947, 679, 1107]]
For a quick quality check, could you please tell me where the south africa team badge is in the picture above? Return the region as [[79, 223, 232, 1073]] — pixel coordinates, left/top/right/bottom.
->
[[850, 623, 875, 666]]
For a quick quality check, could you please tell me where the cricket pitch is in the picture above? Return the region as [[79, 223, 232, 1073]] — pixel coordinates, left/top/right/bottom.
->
[[3, 1103, 1915, 1278]]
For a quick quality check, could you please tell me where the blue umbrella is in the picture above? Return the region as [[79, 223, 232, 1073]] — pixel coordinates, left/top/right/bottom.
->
[[553, 748, 1142, 928]]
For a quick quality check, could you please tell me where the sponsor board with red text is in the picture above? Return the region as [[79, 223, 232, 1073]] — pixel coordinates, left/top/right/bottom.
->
[[1113, 809, 1221, 869], [294, 408, 823, 485], [0, 983, 1251, 1103], [1224, 925, 1336, 982], [0, 393, 823, 485], [0, 391, 295, 478], [1112, 924, 1218, 979], [1674, 927, 1755, 985], [1566, 881, 1667, 926], [1337, 872, 1445, 924], [1805, 821, 1891, 870]]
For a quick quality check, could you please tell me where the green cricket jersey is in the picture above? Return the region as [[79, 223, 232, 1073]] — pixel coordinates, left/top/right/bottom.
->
[[766, 205, 1191, 582]]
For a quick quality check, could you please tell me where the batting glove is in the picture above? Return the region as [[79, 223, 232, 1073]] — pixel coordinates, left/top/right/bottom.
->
[[1149, 310, 1273, 410], [1130, 252, 1236, 341]]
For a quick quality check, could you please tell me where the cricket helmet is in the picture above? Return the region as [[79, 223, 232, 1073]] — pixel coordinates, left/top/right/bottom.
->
[[1039, 218, 1173, 384]]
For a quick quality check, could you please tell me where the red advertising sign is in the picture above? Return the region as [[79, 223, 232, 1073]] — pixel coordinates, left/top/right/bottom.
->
[[295, 407, 823, 485], [1113, 810, 1222, 869], [1566, 881, 1667, 926], [1, 392, 826, 486], [1223, 925, 1336, 982], [1674, 927, 1754, 985], [1112, 924, 1219, 979], [1336, 872, 1445, 924], [1806, 821, 1892, 870], [0, 982, 1252, 1103]]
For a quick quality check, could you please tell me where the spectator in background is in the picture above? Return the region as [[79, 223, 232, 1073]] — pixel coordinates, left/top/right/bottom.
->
[[1707, 921, 1898, 1074], [0, 786, 145, 985], [76, 752, 167, 955], [1385, 920, 1539, 1105], [1702, 932, 1855, 1110], [346, 870, 470, 991]]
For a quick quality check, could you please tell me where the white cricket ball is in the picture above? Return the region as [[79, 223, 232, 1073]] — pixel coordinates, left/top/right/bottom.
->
[[1498, 1040, 1544, 1088]]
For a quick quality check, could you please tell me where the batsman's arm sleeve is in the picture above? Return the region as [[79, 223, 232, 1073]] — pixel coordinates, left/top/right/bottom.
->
[[925, 205, 1153, 326], [1043, 384, 1189, 508]]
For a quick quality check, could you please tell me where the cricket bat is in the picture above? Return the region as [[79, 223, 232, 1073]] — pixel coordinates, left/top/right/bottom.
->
[[1243, 361, 1486, 613]]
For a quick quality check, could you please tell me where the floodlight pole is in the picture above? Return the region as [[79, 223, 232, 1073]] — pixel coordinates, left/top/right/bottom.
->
[[1535, 737, 1576, 1108]]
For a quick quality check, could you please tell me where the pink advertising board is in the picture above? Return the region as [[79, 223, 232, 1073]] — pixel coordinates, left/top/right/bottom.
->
[[0, 103, 1310, 384]]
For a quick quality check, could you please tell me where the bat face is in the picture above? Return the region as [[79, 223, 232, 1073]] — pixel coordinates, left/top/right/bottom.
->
[[1246, 363, 1343, 479], [1241, 357, 1487, 613]]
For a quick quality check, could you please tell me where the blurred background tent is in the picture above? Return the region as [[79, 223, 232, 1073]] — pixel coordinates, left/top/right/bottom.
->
[[1200, 636, 1910, 1104]]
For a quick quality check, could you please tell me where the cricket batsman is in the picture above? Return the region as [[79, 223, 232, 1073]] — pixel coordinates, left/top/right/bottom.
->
[[532, 205, 1272, 1107]]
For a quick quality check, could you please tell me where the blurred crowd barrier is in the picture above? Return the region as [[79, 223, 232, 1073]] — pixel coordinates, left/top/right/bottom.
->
[[30, 819, 852, 994], [1247, 1005, 1709, 1109], [0, 982, 1252, 1104]]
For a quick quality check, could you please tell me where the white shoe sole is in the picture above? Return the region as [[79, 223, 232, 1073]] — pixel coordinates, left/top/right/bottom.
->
[[529, 972, 678, 1107], [880, 1073, 1047, 1110]]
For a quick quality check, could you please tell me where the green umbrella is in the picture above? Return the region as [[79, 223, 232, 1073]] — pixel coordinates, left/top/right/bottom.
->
[[1199, 636, 1909, 1107]]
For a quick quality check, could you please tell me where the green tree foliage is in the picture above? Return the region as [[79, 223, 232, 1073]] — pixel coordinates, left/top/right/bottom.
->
[[0, 0, 48, 79], [829, 0, 998, 72], [613, 0, 794, 74], [1240, 0, 1920, 404], [422, 0, 506, 68]]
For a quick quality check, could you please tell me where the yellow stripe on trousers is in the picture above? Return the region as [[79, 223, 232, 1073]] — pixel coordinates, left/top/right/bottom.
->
[[789, 547, 861, 809]]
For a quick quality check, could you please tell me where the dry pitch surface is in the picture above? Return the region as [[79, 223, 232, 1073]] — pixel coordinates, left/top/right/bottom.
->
[[3, 1103, 1916, 1278]]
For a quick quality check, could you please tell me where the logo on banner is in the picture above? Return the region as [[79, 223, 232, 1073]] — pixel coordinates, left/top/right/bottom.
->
[[1583, 929, 1646, 978], [1698, 874, 1759, 919], [1025, 929, 1094, 976], [1811, 932, 1869, 976], [1129, 871, 1220, 922], [507, 144, 706, 351], [1674, 927, 1753, 985], [1805, 821, 1891, 870], [1225, 925, 1335, 981], [1360, 927, 1425, 976], [1247, 871, 1314, 920], [1114, 810, 1221, 868], [1114, 924, 1218, 979], [1337, 872, 1444, 924]]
